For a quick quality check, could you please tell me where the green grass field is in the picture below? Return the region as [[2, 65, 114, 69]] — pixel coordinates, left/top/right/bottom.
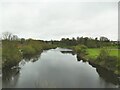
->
[[86, 48, 119, 60]]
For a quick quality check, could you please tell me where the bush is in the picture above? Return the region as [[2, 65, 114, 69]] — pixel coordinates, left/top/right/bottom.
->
[[105, 56, 117, 70], [74, 45, 87, 54], [22, 45, 36, 56], [96, 48, 109, 62], [118, 45, 120, 49], [115, 57, 120, 74], [2, 41, 22, 68], [2, 39, 56, 68], [96, 48, 118, 73]]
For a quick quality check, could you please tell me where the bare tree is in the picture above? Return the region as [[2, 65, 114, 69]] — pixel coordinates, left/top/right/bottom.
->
[[11, 35, 19, 41], [2, 32, 13, 40], [100, 36, 109, 42]]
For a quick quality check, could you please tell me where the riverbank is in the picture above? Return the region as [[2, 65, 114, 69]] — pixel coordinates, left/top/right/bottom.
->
[[74, 46, 120, 76], [56, 44, 120, 75], [2, 40, 56, 69], [3, 48, 119, 88], [2, 38, 120, 76]]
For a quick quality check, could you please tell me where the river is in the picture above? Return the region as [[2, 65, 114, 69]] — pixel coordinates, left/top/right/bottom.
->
[[2, 48, 120, 88]]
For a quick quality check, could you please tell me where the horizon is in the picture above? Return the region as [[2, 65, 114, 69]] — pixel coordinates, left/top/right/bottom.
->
[[1, 32, 118, 41]]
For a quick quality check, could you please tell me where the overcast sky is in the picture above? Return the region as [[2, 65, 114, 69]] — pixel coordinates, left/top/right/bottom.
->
[[0, 0, 119, 41]]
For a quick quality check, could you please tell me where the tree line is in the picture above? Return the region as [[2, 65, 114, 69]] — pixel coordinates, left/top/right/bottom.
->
[[2, 32, 119, 49], [50, 36, 119, 48]]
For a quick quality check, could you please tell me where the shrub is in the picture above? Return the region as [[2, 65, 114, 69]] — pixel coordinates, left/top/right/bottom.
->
[[2, 41, 22, 68], [22, 45, 36, 56], [96, 48, 109, 62], [96, 47, 118, 73], [74, 45, 87, 54], [115, 57, 120, 74], [2, 39, 56, 68]]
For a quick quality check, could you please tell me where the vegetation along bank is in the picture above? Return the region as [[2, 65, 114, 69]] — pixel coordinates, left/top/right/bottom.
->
[[73, 44, 120, 75], [2, 32, 120, 76], [2, 32, 56, 69], [51, 36, 120, 75]]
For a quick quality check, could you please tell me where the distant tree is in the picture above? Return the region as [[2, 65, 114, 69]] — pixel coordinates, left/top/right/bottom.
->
[[2, 32, 13, 40], [72, 37, 76, 41], [77, 37, 80, 41], [2, 32, 20, 41], [21, 38, 26, 44], [84, 37, 88, 45], [95, 37, 98, 41], [79, 37, 85, 45], [61, 38, 66, 42], [100, 36, 109, 42], [11, 35, 19, 41], [94, 37, 99, 48]]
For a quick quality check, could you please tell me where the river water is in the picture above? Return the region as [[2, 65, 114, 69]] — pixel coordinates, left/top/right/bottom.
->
[[2, 48, 120, 88]]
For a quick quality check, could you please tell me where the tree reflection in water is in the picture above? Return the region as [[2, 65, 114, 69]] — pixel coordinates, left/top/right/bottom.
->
[[2, 68, 20, 88], [3, 52, 41, 88], [2, 49, 120, 88], [76, 55, 120, 87]]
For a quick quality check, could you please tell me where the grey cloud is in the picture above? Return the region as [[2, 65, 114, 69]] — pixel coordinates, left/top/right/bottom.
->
[[0, 0, 118, 40]]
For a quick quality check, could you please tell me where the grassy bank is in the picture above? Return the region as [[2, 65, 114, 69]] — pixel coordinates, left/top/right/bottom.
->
[[86, 48, 119, 60], [73, 45, 120, 75]]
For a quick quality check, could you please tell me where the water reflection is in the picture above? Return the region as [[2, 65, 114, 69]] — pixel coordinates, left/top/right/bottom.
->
[[2, 68, 20, 88], [3, 52, 41, 88], [2, 48, 119, 88], [96, 67, 119, 85], [76, 55, 120, 87], [23, 53, 41, 62]]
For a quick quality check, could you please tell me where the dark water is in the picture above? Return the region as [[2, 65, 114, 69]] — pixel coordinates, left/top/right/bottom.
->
[[2, 48, 120, 88]]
